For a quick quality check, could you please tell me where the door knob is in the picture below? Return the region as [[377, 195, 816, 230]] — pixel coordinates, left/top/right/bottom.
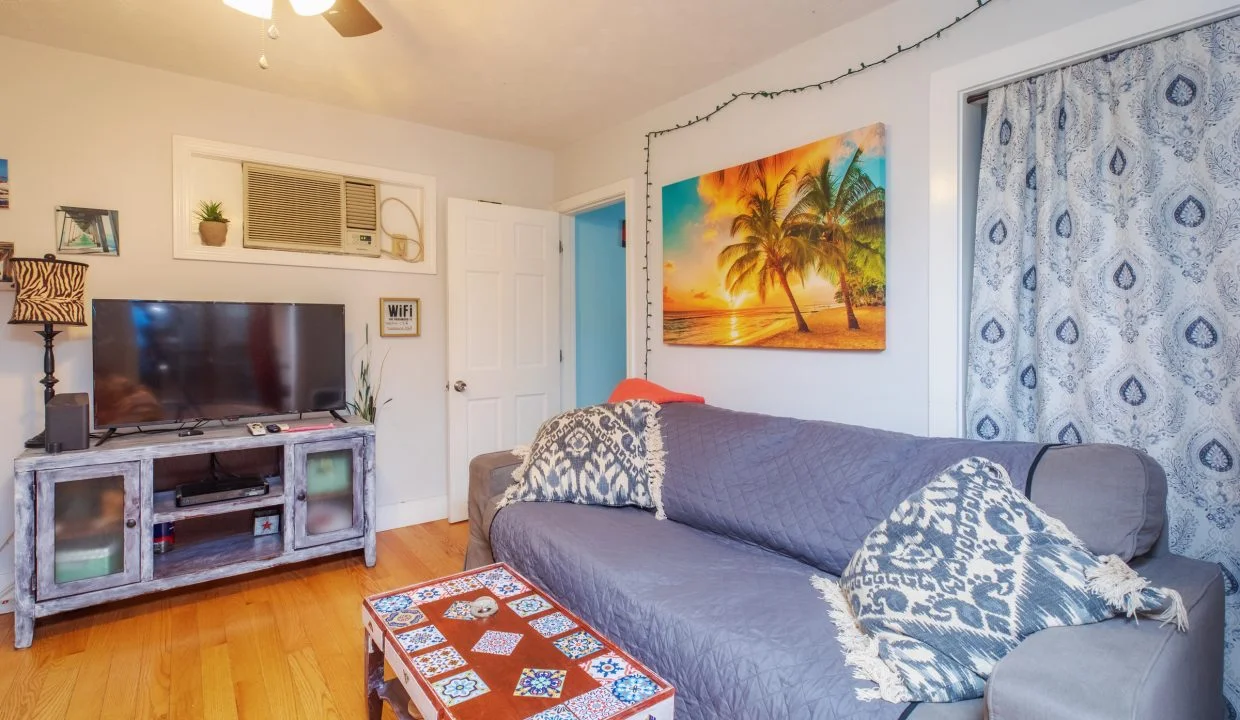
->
[[453, 380, 467, 393]]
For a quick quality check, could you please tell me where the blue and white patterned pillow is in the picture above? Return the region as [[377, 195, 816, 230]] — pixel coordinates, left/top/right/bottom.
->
[[499, 400, 666, 516], [815, 456, 1188, 703]]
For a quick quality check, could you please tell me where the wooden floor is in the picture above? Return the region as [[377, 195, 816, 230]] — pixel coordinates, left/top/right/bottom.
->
[[0, 521, 471, 720]]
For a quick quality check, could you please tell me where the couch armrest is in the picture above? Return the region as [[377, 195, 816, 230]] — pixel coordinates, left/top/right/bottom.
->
[[464, 451, 522, 570], [985, 555, 1224, 720]]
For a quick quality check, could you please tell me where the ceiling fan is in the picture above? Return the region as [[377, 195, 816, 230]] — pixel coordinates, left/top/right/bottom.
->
[[223, 0, 382, 37]]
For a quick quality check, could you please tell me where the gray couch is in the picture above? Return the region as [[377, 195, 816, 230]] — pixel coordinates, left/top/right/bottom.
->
[[465, 403, 1225, 720]]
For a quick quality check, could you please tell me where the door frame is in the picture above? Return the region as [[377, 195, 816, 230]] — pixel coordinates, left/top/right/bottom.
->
[[554, 178, 641, 410], [925, 0, 1239, 438]]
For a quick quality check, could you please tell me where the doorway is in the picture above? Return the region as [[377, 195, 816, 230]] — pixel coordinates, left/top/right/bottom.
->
[[572, 201, 628, 407]]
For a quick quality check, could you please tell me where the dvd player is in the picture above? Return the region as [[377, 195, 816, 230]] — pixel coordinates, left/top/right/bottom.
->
[[175, 477, 269, 507]]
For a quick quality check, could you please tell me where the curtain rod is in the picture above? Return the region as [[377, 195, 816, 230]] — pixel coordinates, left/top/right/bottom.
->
[[966, 91, 989, 105]]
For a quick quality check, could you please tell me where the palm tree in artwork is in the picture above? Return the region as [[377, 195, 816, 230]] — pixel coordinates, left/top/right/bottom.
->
[[717, 159, 813, 333], [787, 149, 886, 330]]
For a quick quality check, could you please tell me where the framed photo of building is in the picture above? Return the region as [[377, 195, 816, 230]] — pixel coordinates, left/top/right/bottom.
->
[[380, 297, 421, 337]]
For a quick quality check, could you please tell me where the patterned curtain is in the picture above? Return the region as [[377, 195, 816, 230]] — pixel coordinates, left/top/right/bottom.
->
[[967, 19, 1240, 716]]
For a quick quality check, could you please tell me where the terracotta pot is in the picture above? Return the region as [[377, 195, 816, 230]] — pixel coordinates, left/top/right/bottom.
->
[[199, 220, 229, 247]]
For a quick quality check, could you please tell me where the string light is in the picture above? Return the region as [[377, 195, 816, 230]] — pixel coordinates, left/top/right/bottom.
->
[[639, 0, 995, 378]]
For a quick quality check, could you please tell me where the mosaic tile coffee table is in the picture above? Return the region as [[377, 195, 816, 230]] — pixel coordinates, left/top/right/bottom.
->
[[363, 563, 675, 720]]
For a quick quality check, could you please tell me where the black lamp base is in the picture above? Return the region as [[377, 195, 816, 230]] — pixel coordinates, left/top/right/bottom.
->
[[24, 430, 46, 449]]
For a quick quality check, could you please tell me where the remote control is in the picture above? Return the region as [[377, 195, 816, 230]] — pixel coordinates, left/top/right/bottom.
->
[[247, 423, 267, 436], [266, 424, 282, 433]]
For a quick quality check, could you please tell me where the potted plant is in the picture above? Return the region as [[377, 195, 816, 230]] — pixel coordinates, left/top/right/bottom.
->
[[195, 201, 230, 247]]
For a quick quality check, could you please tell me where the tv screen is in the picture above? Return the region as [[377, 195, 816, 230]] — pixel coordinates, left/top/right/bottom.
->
[[92, 300, 346, 428]]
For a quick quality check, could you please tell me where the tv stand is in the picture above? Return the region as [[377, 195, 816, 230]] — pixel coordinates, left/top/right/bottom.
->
[[12, 416, 376, 648], [330, 409, 349, 423]]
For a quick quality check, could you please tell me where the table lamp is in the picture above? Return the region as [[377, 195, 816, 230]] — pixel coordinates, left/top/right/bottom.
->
[[8, 253, 88, 448]]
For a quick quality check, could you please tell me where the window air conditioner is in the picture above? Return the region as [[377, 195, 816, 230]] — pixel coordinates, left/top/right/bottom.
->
[[241, 162, 381, 257]]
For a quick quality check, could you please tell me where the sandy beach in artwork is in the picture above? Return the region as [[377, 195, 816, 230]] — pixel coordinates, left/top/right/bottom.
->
[[665, 305, 885, 350], [760, 306, 886, 349]]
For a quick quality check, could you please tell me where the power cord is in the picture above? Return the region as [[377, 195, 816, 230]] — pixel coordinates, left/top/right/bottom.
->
[[379, 196, 425, 264]]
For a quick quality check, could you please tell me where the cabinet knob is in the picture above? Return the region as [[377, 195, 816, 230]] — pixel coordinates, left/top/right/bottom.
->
[[296, 489, 307, 501], [125, 518, 137, 529]]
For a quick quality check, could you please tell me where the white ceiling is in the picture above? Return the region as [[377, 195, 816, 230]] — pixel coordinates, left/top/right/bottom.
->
[[0, 0, 894, 148]]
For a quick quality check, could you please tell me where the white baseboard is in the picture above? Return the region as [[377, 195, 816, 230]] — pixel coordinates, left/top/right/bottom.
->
[[0, 574, 13, 616], [377, 495, 449, 532]]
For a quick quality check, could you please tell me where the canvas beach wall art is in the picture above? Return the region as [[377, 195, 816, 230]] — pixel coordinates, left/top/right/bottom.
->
[[662, 123, 887, 350]]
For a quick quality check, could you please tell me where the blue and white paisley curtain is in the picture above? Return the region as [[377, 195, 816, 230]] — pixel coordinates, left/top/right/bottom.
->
[[967, 19, 1240, 716]]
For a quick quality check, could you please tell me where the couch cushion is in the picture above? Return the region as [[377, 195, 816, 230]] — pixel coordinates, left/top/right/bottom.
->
[[1028, 444, 1166, 561], [491, 501, 916, 720], [658, 404, 1049, 575]]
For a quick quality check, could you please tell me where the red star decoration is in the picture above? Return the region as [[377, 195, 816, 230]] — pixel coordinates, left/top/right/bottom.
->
[[261, 520, 272, 531]]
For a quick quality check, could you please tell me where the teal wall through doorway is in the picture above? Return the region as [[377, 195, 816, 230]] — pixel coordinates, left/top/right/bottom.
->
[[575, 202, 627, 406]]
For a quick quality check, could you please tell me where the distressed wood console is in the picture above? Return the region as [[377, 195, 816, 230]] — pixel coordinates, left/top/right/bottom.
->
[[12, 417, 376, 648]]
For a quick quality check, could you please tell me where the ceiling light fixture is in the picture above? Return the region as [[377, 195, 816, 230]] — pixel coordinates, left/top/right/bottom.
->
[[223, 0, 273, 19], [288, 0, 335, 16]]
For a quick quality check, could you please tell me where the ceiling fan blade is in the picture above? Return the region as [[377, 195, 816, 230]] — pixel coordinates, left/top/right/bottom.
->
[[323, 0, 382, 37]]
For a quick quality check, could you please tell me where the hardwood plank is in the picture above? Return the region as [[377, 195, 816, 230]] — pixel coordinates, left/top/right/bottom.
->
[[199, 644, 239, 720], [0, 521, 468, 720]]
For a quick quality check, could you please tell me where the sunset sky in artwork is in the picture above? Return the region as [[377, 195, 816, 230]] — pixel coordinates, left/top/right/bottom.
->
[[662, 124, 885, 312]]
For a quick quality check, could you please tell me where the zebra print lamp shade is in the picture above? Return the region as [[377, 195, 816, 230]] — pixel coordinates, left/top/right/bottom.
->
[[8, 254, 88, 326]]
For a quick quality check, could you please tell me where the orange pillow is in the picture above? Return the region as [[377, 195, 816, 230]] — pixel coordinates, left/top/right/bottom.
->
[[607, 378, 705, 405]]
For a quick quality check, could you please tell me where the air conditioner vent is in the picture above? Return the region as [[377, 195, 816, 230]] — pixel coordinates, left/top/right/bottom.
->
[[241, 162, 381, 257], [345, 180, 378, 231]]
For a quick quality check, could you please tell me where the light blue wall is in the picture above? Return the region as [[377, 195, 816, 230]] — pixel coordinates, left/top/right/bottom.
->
[[575, 202, 627, 406]]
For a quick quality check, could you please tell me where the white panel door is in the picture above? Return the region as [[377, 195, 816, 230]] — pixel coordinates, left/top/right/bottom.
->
[[447, 199, 561, 522]]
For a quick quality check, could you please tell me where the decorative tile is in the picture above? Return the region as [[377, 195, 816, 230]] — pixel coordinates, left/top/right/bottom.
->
[[431, 669, 490, 707], [553, 631, 605, 660], [476, 567, 517, 587], [529, 612, 578, 638], [371, 593, 414, 614], [411, 585, 446, 604], [507, 594, 554, 618], [411, 646, 467, 678], [524, 706, 577, 720], [489, 580, 529, 598], [472, 629, 523, 656], [439, 576, 484, 597], [443, 600, 477, 621], [513, 668, 567, 699], [565, 686, 627, 720], [580, 654, 634, 685], [384, 608, 426, 630], [395, 625, 447, 653], [610, 673, 659, 705]]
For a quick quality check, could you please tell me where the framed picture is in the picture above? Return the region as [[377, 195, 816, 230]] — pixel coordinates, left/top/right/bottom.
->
[[0, 242, 13, 286], [663, 123, 887, 351], [0, 158, 9, 210], [56, 206, 120, 256], [380, 297, 421, 337]]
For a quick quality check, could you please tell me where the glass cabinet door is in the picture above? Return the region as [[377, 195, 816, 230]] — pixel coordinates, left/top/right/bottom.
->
[[35, 462, 142, 600], [293, 438, 365, 549]]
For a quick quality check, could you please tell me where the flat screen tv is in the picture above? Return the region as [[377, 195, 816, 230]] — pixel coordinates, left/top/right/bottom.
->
[[92, 300, 346, 429]]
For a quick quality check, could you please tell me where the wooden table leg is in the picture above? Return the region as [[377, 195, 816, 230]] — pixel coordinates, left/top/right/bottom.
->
[[365, 635, 385, 720]]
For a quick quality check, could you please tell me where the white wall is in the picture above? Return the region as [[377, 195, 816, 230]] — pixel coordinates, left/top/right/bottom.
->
[[0, 36, 554, 608], [555, 0, 1140, 435]]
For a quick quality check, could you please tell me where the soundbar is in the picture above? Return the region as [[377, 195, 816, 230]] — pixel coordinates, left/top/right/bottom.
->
[[175, 476, 270, 507]]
